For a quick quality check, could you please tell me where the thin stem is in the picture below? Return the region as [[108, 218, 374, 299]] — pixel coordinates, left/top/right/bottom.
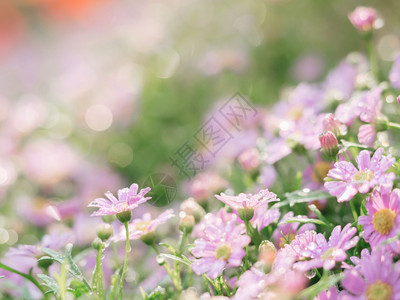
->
[[244, 220, 261, 247], [0, 262, 46, 295], [350, 199, 358, 223], [118, 222, 131, 300], [92, 243, 105, 300], [389, 122, 400, 130]]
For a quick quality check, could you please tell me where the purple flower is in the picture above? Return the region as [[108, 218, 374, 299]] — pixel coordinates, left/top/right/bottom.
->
[[112, 209, 175, 242], [234, 267, 268, 300], [341, 250, 400, 299], [215, 189, 278, 212], [324, 60, 357, 101], [314, 286, 339, 300], [389, 55, 400, 89], [272, 230, 317, 276], [191, 219, 250, 279], [88, 183, 151, 217], [358, 188, 400, 253], [294, 224, 359, 271], [324, 148, 395, 202], [273, 212, 316, 249]]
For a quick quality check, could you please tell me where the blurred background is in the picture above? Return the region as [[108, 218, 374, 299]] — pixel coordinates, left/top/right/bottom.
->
[[0, 0, 400, 252]]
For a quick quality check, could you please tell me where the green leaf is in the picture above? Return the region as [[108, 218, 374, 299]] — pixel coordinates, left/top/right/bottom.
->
[[37, 274, 59, 294], [296, 273, 343, 300], [308, 204, 334, 229], [64, 244, 91, 291], [160, 253, 191, 266], [279, 217, 332, 228], [159, 242, 177, 255], [68, 279, 91, 298], [41, 248, 65, 264], [272, 190, 331, 208]]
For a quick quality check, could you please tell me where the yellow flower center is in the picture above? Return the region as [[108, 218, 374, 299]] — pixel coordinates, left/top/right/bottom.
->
[[133, 221, 151, 232], [320, 247, 336, 260], [311, 161, 332, 184], [215, 243, 232, 261], [372, 209, 396, 235], [279, 233, 296, 248], [353, 170, 374, 182], [366, 280, 392, 300]]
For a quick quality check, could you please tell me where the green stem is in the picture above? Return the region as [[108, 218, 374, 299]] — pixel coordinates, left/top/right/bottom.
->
[[92, 243, 105, 299], [350, 199, 358, 223], [244, 220, 261, 247], [0, 262, 47, 296], [366, 32, 379, 81], [118, 222, 131, 300], [388, 122, 400, 130]]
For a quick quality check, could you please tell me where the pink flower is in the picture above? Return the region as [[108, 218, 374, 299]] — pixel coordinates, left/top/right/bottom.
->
[[324, 148, 395, 202], [215, 189, 278, 212], [358, 188, 400, 253], [112, 209, 175, 242], [348, 6, 377, 31], [319, 131, 339, 158], [341, 250, 400, 299], [191, 219, 250, 279], [294, 224, 359, 271], [192, 208, 239, 239], [273, 212, 316, 249], [238, 147, 260, 172], [358, 124, 376, 147], [88, 183, 151, 217], [234, 267, 268, 299], [314, 286, 339, 300]]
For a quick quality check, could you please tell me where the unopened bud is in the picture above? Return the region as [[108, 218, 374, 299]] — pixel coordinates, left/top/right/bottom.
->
[[258, 240, 277, 271], [319, 131, 339, 159], [92, 237, 103, 250], [348, 6, 377, 32], [179, 214, 195, 234], [140, 232, 156, 246], [96, 223, 113, 241], [180, 197, 205, 223], [373, 116, 389, 132], [322, 114, 346, 137]]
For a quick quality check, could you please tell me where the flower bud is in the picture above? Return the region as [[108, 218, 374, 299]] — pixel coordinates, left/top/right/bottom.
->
[[179, 197, 205, 223], [258, 240, 277, 272], [397, 95, 400, 107], [319, 131, 339, 159], [322, 114, 346, 137], [116, 210, 132, 224], [92, 237, 103, 250], [348, 7, 377, 31], [96, 223, 113, 241], [373, 115, 389, 132], [179, 214, 195, 234], [238, 148, 260, 172]]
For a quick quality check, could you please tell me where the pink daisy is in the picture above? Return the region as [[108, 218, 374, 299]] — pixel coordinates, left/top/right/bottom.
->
[[341, 250, 400, 299], [88, 183, 151, 218], [273, 212, 316, 249], [324, 148, 395, 202], [215, 189, 278, 221], [112, 209, 175, 243], [358, 187, 400, 253], [191, 219, 250, 279], [348, 6, 377, 31], [294, 224, 359, 271]]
